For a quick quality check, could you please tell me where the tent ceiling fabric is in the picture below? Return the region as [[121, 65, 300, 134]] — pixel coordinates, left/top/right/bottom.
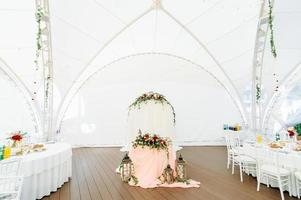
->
[[0, 0, 300, 144]]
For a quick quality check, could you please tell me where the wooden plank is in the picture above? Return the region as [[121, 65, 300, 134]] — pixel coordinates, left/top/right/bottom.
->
[[81, 148, 113, 200], [73, 149, 92, 200], [69, 149, 81, 200], [76, 148, 103, 200], [59, 181, 70, 200], [41, 196, 50, 200], [49, 188, 60, 200], [89, 148, 125, 200], [45, 147, 296, 200], [93, 148, 138, 200]]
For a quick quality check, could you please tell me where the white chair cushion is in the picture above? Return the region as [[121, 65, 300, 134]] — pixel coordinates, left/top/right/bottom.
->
[[260, 164, 290, 176]]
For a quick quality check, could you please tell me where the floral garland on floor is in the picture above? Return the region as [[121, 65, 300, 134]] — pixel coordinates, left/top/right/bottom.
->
[[132, 130, 171, 151], [129, 92, 176, 124]]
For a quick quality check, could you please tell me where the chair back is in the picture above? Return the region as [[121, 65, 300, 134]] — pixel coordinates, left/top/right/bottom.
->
[[0, 158, 21, 176], [255, 147, 285, 173], [0, 176, 19, 192], [227, 132, 241, 150]]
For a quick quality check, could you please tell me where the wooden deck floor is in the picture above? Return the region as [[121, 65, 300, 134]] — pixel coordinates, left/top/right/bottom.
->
[[42, 147, 296, 200]]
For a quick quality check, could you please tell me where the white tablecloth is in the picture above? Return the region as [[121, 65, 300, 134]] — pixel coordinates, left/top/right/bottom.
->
[[242, 143, 301, 196], [17, 142, 72, 200]]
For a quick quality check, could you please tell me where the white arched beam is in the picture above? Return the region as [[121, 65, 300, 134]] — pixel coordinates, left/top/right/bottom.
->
[[55, 0, 248, 131], [262, 61, 301, 131], [160, 5, 248, 126], [0, 58, 42, 135], [55, 6, 153, 133], [56, 52, 246, 131], [251, 0, 274, 132]]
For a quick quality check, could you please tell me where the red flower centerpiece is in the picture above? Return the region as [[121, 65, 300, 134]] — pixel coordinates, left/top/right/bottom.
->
[[288, 130, 295, 137], [8, 131, 27, 147], [132, 130, 170, 151]]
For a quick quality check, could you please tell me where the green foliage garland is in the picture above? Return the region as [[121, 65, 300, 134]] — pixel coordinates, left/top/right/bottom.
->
[[176, 178, 190, 185], [34, 7, 44, 70], [268, 0, 277, 58], [129, 92, 176, 124], [256, 84, 261, 103], [130, 176, 138, 185], [294, 123, 301, 136]]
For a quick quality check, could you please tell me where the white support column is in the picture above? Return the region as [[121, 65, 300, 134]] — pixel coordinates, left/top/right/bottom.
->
[[251, 0, 274, 133], [35, 0, 54, 141]]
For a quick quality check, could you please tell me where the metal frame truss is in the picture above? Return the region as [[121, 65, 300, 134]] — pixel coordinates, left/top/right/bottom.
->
[[35, 0, 54, 141]]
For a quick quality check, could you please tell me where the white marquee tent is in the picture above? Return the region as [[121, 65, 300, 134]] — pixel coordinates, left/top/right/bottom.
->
[[0, 0, 301, 147]]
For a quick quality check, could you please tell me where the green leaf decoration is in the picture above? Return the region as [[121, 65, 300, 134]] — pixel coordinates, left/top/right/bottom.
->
[[128, 92, 176, 125]]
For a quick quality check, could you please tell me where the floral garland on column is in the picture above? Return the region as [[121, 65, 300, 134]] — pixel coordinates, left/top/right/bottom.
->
[[268, 0, 277, 58], [256, 83, 261, 103], [32, 7, 44, 101], [129, 92, 176, 124], [35, 7, 43, 66]]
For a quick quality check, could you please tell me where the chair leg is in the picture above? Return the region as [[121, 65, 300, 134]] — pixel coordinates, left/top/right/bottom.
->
[[296, 179, 300, 199], [239, 162, 243, 182], [257, 172, 261, 191], [232, 156, 235, 174], [277, 176, 285, 200], [267, 176, 269, 188], [288, 176, 292, 197], [227, 152, 230, 169]]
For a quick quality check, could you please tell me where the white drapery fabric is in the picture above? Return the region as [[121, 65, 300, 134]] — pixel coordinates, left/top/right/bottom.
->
[[123, 100, 176, 151], [20, 143, 72, 200]]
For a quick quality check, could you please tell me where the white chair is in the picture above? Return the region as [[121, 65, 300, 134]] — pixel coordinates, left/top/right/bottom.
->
[[227, 132, 257, 182], [224, 132, 234, 169], [0, 176, 23, 200], [256, 148, 291, 200], [0, 158, 21, 176], [0, 158, 23, 200]]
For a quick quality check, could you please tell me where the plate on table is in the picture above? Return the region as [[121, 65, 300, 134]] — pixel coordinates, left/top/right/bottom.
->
[[31, 144, 46, 152]]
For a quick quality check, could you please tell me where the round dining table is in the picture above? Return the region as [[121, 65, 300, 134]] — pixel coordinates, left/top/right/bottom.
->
[[18, 142, 72, 200]]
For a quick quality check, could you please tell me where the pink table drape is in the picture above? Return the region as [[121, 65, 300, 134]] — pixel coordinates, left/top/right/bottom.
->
[[129, 146, 200, 188], [129, 146, 175, 188]]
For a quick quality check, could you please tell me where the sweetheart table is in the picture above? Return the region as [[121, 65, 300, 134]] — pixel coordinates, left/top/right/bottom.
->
[[129, 146, 175, 188], [18, 142, 72, 200], [127, 145, 200, 188]]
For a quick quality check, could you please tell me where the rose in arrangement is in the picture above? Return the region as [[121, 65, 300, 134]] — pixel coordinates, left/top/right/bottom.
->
[[288, 129, 295, 137], [11, 134, 23, 142], [132, 130, 171, 151], [8, 131, 27, 147]]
